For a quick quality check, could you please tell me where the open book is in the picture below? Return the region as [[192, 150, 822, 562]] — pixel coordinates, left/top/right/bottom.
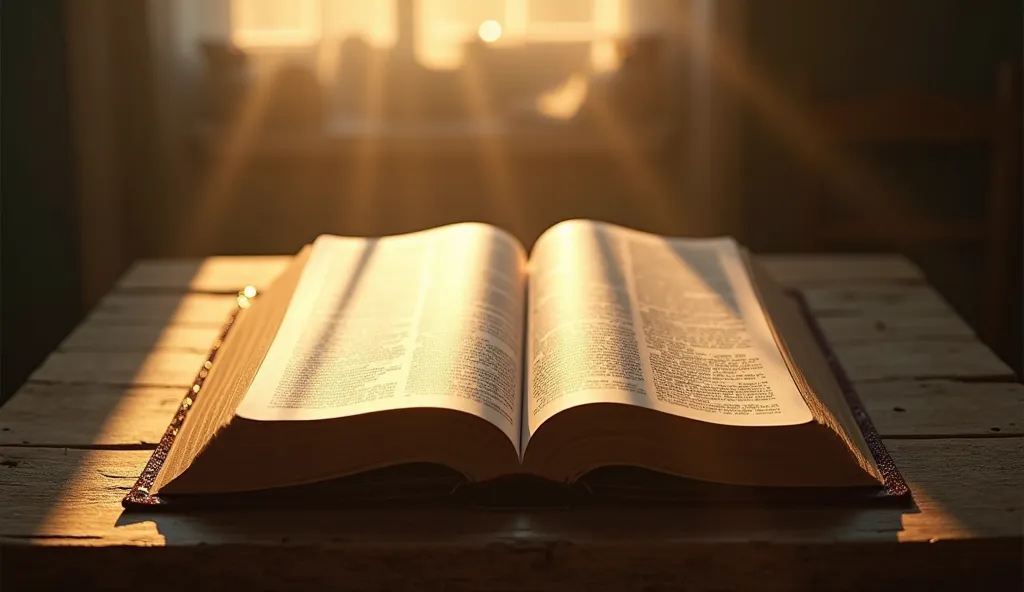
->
[[131, 220, 903, 505]]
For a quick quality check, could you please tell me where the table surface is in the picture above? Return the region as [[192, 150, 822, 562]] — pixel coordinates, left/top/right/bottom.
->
[[1, 254, 1021, 590]]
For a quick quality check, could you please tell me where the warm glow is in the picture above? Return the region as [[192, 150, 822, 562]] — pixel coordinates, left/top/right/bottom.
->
[[536, 73, 590, 120], [457, 52, 527, 238], [477, 19, 503, 43], [231, 0, 322, 48], [228, 1, 624, 70]]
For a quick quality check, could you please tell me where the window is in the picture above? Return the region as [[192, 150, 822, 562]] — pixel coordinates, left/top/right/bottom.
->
[[231, 0, 323, 48], [175, 0, 655, 123], [527, 0, 593, 23], [226, 0, 624, 69]]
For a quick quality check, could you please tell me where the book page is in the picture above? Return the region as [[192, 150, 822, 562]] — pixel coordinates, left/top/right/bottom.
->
[[524, 220, 811, 443], [237, 223, 527, 451]]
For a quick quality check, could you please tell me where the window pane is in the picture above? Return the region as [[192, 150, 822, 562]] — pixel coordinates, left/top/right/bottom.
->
[[528, 0, 593, 23], [232, 0, 321, 46], [418, 0, 505, 69], [324, 0, 395, 46]]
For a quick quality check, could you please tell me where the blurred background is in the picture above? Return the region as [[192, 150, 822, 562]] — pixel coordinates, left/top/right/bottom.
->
[[2, 0, 1021, 404]]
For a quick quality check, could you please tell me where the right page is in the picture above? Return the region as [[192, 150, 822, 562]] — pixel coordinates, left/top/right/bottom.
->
[[524, 220, 813, 445]]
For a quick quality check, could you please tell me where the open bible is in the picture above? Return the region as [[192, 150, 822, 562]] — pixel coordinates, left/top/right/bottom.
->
[[126, 220, 908, 507]]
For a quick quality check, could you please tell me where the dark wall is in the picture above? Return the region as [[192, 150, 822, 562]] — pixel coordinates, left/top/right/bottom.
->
[[741, 0, 1022, 365], [744, 1, 1019, 98], [1, 1, 82, 404], [743, 0, 1020, 248]]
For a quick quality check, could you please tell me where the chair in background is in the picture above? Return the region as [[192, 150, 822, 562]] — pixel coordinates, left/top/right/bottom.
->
[[798, 62, 1022, 357]]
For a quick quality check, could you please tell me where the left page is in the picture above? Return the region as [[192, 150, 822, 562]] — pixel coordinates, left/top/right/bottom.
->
[[236, 223, 528, 452]]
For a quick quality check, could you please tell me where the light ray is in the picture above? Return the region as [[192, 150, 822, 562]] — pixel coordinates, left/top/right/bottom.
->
[[584, 81, 680, 224], [457, 55, 528, 240], [393, 70, 429, 233], [671, 6, 918, 222], [339, 44, 387, 234], [184, 56, 282, 253]]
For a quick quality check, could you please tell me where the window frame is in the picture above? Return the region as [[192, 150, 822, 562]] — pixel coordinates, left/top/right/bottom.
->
[[230, 0, 323, 49]]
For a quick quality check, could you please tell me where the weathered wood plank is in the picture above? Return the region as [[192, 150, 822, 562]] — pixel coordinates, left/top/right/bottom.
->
[[0, 384, 183, 447], [800, 284, 955, 317], [87, 293, 239, 326], [836, 341, 1016, 382], [816, 313, 976, 345], [887, 438, 1023, 541], [859, 380, 1024, 436], [757, 254, 925, 286], [0, 438, 1018, 547], [4, 537, 1018, 592], [28, 351, 207, 388], [117, 256, 292, 294], [60, 323, 222, 353]]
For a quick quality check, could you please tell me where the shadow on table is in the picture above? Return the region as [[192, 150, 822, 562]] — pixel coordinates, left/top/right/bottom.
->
[[0, 261, 272, 539], [108, 503, 929, 588]]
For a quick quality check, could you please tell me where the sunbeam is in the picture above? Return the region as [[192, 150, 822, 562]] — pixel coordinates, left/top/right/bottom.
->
[[457, 54, 527, 240], [670, 5, 919, 223], [185, 56, 282, 253], [584, 79, 679, 224], [339, 43, 387, 234]]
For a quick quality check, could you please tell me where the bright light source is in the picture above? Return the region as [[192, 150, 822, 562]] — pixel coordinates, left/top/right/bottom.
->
[[477, 20, 502, 43]]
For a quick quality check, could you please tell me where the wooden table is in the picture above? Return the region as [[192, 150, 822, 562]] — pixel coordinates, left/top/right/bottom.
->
[[2, 255, 1021, 590]]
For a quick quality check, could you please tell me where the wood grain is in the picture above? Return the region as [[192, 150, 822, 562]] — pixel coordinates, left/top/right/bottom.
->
[[3, 537, 1018, 591], [800, 284, 955, 317], [757, 254, 924, 286], [87, 293, 239, 326], [859, 380, 1024, 437], [116, 256, 292, 294], [29, 350, 207, 388], [835, 341, 1016, 382], [60, 323, 222, 353], [0, 384, 183, 447], [815, 313, 976, 345]]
